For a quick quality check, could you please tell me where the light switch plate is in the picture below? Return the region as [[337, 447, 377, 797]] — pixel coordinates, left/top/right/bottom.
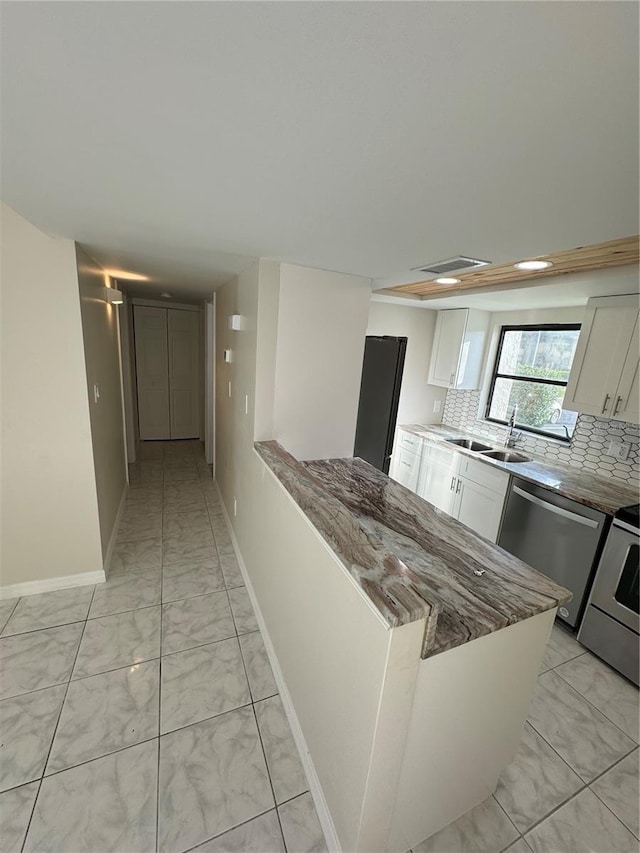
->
[[433, 399, 442, 414]]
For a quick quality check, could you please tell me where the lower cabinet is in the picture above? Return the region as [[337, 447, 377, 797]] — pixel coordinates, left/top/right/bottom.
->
[[456, 477, 507, 542], [392, 446, 422, 492], [418, 447, 509, 542], [418, 455, 458, 515], [390, 430, 425, 492]]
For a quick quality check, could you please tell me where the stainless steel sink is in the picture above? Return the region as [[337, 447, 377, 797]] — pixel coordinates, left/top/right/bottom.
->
[[480, 450, 532, 464], [445, 438, 493, 452]]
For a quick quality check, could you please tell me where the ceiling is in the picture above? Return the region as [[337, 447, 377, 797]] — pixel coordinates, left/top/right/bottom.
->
[[1, 2, 638, 303], [373, 265, 640, 312]]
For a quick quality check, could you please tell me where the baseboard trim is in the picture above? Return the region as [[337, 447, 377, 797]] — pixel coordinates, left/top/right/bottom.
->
[[0, 570, 106, 601], [104, 484, 129, 577], [215, 482, 341, 853]]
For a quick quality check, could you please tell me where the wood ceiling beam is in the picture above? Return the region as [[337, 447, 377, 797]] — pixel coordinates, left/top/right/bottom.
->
[[388, 236, 639, 300]]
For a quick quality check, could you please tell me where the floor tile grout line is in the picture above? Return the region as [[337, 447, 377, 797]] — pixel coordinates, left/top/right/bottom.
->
[[177, 805, 283, 853], [519, 716, 585, 779], [513, 741, 640, 842], [493, 662, 639, 841], [526, 707, 634, 783], [551, 667, 639, 742], [588, 769, 640, 842], [3, 626, 273, 699], [19, 584, 97, 853], [36, 733, 160, 785], [489, 792, 521, 843], [160, 699, 255, 739], [0, 597, 21, 634], [247, 664, 289, 848], [1, 613, 92, 640], [525, 716, 591, 785]]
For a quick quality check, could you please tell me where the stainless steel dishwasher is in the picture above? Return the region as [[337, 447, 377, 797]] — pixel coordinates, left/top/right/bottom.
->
[[498, 478, 608, 628]]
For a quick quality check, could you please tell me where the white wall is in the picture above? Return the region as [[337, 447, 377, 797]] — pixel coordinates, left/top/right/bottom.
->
[[273, 263, 371, 460], [77, 246, 128, 563], [213, 258, 427, 851], [367, 299, 446, 426], [0, 203, 103, 590]]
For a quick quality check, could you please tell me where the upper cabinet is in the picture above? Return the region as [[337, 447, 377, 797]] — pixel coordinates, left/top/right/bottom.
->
[[564, 295, 639, 424], [427, 308, 489, 390]]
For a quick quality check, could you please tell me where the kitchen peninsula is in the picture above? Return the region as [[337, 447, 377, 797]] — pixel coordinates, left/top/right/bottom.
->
[[250, 440, 570, 853]]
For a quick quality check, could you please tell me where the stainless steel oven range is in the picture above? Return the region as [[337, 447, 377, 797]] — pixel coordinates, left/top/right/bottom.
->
[[578, 504, 639, 686]]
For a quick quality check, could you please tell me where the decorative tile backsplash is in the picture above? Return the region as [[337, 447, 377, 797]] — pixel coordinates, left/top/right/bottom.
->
[[442, 389, 640, 487]]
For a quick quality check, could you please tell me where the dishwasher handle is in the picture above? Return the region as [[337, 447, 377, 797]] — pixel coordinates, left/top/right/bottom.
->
[[512, 485, 600, 529]]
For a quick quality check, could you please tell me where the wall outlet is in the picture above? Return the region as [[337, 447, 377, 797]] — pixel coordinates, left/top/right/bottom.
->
[[233, 497, 237, 517], [608, 440, 630, 460], [433, 399, 442, 414]]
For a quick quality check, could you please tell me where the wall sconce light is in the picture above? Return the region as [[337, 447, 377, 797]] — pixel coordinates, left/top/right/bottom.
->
[[223, 349, 233, 363], [229, 314, 243, 331], [104, 287, 124, 305]]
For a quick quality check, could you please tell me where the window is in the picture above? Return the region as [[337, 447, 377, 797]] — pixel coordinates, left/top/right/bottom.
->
[[485, 324, 581, 441]]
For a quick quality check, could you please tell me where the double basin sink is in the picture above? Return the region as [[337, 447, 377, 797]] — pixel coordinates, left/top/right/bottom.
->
[[444, 438, 531, 465]]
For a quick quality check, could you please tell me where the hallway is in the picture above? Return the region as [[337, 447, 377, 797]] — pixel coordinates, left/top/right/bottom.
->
[[0, 440, 326, 853]]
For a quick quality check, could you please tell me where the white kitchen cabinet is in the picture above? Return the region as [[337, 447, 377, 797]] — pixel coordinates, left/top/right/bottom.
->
[[390, 430, 424, 491], [564, 294, 640, 424], [392, 446, 422, 492], [456, 477, 507, 542], [427, 308, 489, 390], [419, 455, 458, 514], [418, 445, 509, 542]]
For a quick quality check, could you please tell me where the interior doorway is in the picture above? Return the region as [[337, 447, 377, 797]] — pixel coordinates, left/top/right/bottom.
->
[[133, 304, 201, 440]]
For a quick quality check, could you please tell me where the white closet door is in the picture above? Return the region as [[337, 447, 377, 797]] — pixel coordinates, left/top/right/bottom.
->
[[168, 309, 200, 439], [134, 306, 170, 440]]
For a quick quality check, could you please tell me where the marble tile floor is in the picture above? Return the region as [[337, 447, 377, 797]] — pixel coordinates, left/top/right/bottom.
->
[[0, 440, 325, 853], [411, 624, 639, 853], [0, 439, 638, 852]]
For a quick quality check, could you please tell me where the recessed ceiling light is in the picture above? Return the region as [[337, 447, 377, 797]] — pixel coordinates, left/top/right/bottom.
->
[[160, 292, 173, 298], [434, 277, 461, 285], [514, 260, 553, 271], [104, 269, 150, 281]]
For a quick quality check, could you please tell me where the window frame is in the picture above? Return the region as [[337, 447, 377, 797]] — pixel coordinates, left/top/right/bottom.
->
[[484, 323, 582, 442]]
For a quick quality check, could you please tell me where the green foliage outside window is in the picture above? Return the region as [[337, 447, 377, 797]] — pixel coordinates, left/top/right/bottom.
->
[[510, 364, 565, 427]]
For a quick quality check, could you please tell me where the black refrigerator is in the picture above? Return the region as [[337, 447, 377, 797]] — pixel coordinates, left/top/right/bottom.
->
[[353, 336, 407, 474]]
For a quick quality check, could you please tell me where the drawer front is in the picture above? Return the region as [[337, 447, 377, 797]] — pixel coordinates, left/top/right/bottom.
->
[[425, 441, 459, 469], [458, 456, 509, 496], [395, 447, 421, 491], [397, 430, 424, 453]]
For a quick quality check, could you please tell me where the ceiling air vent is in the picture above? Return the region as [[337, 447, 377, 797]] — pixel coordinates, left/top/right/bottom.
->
[[412, 256, 490, 275]]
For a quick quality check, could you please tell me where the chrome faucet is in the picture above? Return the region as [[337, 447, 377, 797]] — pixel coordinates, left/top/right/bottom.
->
[[505, 405, 521, 448]]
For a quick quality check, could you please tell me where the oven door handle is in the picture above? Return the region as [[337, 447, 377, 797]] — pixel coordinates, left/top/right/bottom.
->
[[512, 486, 600, 528]]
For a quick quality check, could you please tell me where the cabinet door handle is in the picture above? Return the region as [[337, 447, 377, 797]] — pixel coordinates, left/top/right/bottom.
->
[[601, 394, 611, 413], [455, 478, 462, 494], [450, 475, 456, 491], [401, 461, 411, 467], [613, 395, 623, 416]]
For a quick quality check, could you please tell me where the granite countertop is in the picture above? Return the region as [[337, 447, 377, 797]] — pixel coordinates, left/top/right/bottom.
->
[[255, 440, 570, 660], [400, 424, 639, 516]]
